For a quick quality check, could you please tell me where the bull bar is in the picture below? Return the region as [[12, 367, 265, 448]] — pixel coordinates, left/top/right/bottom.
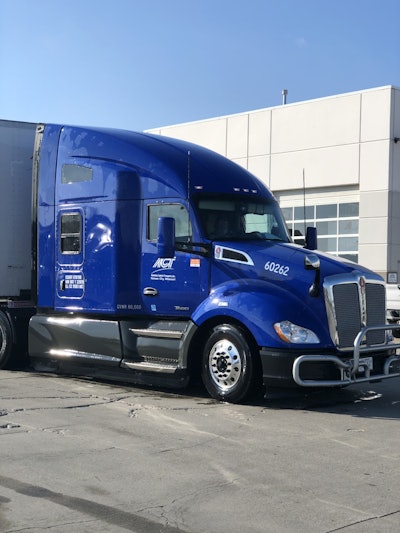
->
[[292, 324, 400, 387]]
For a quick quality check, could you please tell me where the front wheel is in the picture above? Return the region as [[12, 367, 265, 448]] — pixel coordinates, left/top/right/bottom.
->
[[201, 324, 262, 403]]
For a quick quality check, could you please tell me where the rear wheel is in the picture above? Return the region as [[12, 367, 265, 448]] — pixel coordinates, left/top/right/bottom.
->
[[201, 324, 261, 403], [0, 312, 13, 369]]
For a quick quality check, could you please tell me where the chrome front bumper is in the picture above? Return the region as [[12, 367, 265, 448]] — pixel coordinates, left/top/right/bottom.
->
[[292, 324, 400, 387]]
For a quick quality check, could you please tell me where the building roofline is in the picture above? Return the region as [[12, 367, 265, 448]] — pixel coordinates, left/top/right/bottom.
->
[[147, 85, 400, 132]]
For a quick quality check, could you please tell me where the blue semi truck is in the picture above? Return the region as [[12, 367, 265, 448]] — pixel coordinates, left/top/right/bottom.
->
[[1, 119, 400, 402]]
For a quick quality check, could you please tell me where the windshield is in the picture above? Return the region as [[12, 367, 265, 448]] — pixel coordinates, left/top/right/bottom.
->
[[196, 195, 291, 242]]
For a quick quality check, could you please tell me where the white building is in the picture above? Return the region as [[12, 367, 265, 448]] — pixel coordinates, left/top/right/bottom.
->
[[148, 85, 400, 283]]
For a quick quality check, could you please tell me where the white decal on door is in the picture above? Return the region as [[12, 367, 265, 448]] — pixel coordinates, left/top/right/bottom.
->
[[151, 257, 176, 281]]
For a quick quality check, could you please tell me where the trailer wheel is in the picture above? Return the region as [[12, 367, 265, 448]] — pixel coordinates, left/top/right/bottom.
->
[[0, 312, 13, 369], [201, 324, 261, 403]]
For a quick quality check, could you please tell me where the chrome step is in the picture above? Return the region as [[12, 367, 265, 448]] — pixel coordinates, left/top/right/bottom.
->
[[121, 359, 178, 374]]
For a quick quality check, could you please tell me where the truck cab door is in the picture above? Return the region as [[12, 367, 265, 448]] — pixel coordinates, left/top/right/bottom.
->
[[140, 202, 209, 316]]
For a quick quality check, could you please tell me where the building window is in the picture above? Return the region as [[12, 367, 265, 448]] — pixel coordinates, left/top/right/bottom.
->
[[60, 212, 82, 254], [282, 202, 359, 262]]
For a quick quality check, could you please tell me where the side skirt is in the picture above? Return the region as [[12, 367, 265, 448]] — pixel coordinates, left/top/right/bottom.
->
[[28, 314, 196, 389]]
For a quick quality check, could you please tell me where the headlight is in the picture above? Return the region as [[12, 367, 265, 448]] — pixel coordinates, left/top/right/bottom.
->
[[274, 320, 320, 344]]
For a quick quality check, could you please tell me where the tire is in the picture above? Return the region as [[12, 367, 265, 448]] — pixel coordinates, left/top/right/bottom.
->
[[389, 321, 400, 338], [0, 311, 13, 369], [201, 324, 261, 403]]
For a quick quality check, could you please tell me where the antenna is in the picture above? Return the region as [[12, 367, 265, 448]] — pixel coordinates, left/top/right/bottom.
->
[[187, 150, 191, 240], [303, 168, 306, 238], [187, 150, 191, 203]]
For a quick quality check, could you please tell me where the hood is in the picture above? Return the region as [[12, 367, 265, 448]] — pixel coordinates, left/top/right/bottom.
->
[[211, 240, 382, 301]]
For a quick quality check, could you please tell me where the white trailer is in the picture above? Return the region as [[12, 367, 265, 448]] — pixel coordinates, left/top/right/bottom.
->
[[0, 120, 36, 298]]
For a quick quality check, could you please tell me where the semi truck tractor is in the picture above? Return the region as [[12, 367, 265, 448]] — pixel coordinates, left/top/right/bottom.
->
[[1, 119, 400, 402]]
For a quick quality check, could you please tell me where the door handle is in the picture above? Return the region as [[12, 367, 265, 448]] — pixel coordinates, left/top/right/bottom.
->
[[143, 287, 158, 296]]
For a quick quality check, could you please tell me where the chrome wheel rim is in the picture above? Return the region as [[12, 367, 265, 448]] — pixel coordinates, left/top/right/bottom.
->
[[208, 338, 242, 392]]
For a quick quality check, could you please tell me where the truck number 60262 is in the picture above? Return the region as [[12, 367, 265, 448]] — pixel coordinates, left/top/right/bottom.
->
[[264, 261, 289, 276]]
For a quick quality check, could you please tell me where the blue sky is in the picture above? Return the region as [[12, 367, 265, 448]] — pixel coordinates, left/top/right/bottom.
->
[[1, 0, 399, 131]]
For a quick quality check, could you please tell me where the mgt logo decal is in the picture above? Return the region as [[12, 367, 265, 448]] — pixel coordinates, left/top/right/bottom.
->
[[152, 257, 176, 270], [151, 257, 176, 282]]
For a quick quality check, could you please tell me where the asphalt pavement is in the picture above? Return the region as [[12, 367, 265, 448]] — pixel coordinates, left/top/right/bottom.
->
[[0, 368, 399, 532]]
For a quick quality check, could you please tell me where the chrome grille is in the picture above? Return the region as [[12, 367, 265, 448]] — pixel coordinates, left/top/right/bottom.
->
[[365, 283, 386, 345], [325, 275, 386, 349], [332, 284, 361, 348]]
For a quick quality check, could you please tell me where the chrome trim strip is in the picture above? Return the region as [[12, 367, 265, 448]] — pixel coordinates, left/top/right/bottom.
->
[[49, 349, 120, 364], [129, 328, 184, 339], [121, 360, 178, 374], [214, 246, 254, 265]]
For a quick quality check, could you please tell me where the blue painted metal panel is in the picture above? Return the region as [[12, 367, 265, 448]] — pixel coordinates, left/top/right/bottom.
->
[[36, 124, 275, 315], [36, 123, 380, 335]]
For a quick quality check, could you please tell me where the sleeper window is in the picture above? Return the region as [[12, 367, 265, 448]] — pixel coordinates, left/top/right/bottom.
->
[[60, 212, 82, 254]]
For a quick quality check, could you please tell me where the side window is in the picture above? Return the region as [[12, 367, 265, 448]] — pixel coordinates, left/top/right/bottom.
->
[[60, 212, 82, 254], [61, 164, 93, 184], [148, 204, 192, 242]]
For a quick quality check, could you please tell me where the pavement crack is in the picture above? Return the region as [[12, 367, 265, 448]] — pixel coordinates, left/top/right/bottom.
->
[[2, 518, 97, 531], [1, 395, 133, 413], [0, 423, 21, 430], [326, 509, 400, 532], [0, 474, 188, 533]]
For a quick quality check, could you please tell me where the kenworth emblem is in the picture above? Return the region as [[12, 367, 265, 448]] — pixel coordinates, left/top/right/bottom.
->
[[359, 276, 367, 326]]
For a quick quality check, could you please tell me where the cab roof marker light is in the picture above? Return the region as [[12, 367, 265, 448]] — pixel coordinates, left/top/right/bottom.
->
[[274, 321, 320, 344]]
